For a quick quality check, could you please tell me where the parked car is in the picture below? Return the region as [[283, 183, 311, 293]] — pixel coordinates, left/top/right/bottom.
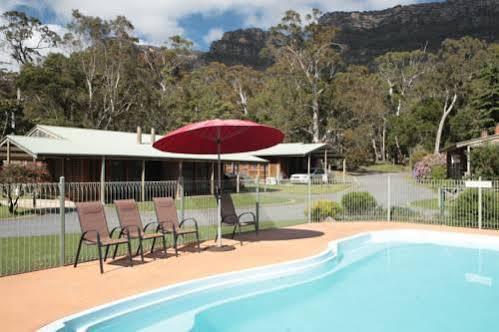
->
[[290, 168, 328, 184]]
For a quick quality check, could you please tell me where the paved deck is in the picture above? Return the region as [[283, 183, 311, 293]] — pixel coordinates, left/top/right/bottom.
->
[[2, 222, 499, 332]]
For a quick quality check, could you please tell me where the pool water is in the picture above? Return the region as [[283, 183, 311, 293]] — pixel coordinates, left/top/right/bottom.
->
[[193, 243, 499, 332], [87, 241, 499, 332]]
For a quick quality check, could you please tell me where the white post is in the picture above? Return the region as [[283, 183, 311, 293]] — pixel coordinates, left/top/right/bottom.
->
[[256, 176, 260, 225], [467, 146, 471, 177], [141, 160, 146, 202], [387, 175, 391, 222], [59, 176, 65, 266], [324, 148, 328, 183], [236, 163, 240, 193], [478, 177, 482, 229], [178, 162, 184, 220], [216, 128, 222, 246], [307, 153, 311, 223], [100, 156, 105, 204], [342, 158, 346, 183]]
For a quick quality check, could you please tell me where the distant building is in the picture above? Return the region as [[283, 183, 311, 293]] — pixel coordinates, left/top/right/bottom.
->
[[442, 124, 499, 179]]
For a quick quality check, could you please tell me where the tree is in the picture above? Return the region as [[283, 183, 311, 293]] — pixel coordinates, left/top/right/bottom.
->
[[64, 11, 141, 129], [267, 9, 342, 142], [375, 48, 432, 161], [0, 163, 50, 214], [470, 62, 499, 130], [430, 37, 488, 154], [0, 11, 60, 66]]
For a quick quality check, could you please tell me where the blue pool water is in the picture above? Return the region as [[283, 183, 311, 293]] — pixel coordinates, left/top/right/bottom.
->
[[48, 232, 499, 332]]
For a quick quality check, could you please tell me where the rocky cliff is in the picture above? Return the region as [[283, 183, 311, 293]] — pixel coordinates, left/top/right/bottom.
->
[[205, 0, 499, 68], [204, 28, 271, 69]]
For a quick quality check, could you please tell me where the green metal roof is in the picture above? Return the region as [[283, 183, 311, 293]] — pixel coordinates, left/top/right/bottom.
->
[[2, 125, 267, 163]]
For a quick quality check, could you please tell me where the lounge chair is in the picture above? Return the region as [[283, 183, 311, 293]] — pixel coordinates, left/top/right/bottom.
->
[[74, 201, 133, 274], [220, 192, 258, 239], [153, 197, 201, 256], [114, 199, 167, 262]]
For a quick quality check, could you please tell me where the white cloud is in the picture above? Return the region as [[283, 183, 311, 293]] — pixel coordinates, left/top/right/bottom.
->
[[203, 27, 224, 45]]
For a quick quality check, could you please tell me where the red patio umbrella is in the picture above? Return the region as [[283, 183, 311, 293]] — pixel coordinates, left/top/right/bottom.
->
[[153, 119, 284, 247]]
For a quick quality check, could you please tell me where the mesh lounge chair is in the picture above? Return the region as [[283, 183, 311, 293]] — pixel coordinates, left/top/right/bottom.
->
[[114, 199, 167, 262], [74, 201, 133, 274], [153, 197, 201, 256], [220, 192, 258, 239]]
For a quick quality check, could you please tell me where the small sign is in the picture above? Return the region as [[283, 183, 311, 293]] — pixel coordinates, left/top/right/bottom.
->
[[465, 181, 492, 188]]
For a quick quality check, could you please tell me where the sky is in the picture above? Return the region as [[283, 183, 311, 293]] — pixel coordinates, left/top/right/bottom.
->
[[0, 0, 440, 70]]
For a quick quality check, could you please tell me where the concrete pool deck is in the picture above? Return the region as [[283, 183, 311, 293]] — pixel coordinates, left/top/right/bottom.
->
[[2, 222, 499, 332]]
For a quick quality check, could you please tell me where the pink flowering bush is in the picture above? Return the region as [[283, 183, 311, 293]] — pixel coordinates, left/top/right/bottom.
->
[[412, 153, 446, 180]]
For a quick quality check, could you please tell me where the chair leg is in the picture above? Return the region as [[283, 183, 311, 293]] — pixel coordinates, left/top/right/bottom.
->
[[104, 244, 110, 261], [97, 243, 104, 274], [238, 224, 243, 246], [151, 237, 157, 254], [231, 224, 237, 239], [74, 235, 84, 268], [139, 239, 145, 263], [112, 242, 120, 260], [173, 234, 179, 257], [161, 236, 168, 258], [126, 238, 133, 267], [195, 231, 201, 252]]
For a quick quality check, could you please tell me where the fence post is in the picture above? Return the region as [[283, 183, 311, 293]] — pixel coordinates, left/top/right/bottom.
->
[[59, 176, 65, 266], [307, 153, 311, 223], [478, 177, 482, 229], [256, 176, 260, 225], [179, 176, 185, 221], [387, 175, 391, 222]]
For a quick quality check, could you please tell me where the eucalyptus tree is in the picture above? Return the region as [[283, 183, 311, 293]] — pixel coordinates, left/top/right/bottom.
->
[[0, 11, 60, 66], [267, 9, 342, 143]]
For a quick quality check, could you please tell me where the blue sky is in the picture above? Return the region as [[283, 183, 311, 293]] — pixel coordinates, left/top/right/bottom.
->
[[2, 0, 441, 51]]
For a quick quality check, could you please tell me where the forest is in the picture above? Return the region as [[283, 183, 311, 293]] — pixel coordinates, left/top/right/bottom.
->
[[1, 9, 498, 169]]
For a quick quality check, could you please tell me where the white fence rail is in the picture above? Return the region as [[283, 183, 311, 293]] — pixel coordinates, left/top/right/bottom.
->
[[0, 175, 498, 276]]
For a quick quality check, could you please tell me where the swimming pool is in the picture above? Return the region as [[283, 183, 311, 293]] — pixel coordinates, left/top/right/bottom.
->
[[42, 230, 499, 332]]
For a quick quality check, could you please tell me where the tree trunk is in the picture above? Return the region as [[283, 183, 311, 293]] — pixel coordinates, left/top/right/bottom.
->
[[434, 93, 457, 154], [381, 118, 387, 162], [372, 138, 380, 162], [312, 94, 320, 143]]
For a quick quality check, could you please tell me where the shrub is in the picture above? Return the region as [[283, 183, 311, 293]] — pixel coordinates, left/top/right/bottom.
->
[[451, 189, 499, 228], [413, 153, 446, 180], [410, 146, 428, 167], [306, 200, 343, 221], [341, 192, 377, 214], [470, 144, 499, 179], [0, 163, 50, 214], [430, 165, 447, 180]]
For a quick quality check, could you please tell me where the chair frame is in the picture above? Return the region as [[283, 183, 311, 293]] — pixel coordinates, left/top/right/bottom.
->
[[74, 203, 134, 274], [152, 197, 201, 256], [219, 193, 259, 240], [114, 199, 168, 263]]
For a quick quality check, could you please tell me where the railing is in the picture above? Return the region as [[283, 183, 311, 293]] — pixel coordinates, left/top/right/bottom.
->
[[0, 175, 498, 276]]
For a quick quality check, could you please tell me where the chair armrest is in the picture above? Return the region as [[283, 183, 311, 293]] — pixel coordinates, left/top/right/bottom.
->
[[179, 217, 199, 230], [81, 229, 102, 244], [221, 214, 239, 224], [238, 212, 256, 223], [109, 226, 122, 238], [143, 221, 161, 233], [122, 225, 143, 238]]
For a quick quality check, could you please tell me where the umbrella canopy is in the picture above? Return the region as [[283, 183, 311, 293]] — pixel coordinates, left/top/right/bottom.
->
[[153, 119, 284, 249], [152, 119, 284, 154]]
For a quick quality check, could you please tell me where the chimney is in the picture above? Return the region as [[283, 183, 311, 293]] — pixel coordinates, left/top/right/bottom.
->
[[150, 128, 156, 144], [481, 129, 488, 139], [136, 126, 142, 144], [495, 123, 499, 135]]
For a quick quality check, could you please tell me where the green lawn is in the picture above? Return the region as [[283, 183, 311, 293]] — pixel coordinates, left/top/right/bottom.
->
[[0, 205, 33, 220], [0, 219, 306, 276], [254, 183, 351, 195], [410, 198, 440, 210], [361, 163, 408, 173]]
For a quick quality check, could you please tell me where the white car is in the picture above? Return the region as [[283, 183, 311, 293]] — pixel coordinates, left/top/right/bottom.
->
[[290, 168, 327, 184]]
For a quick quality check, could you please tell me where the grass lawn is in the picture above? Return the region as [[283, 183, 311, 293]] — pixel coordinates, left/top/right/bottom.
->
[[0, 219, 306, 276], [253, 183, 351, 195], [410, 198, 441, 210], [0, 205, 33, 220], [361, 163, 408, 173]]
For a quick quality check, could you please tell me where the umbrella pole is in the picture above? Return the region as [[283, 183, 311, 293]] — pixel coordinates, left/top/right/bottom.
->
[[217, 131, 222, 247]]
